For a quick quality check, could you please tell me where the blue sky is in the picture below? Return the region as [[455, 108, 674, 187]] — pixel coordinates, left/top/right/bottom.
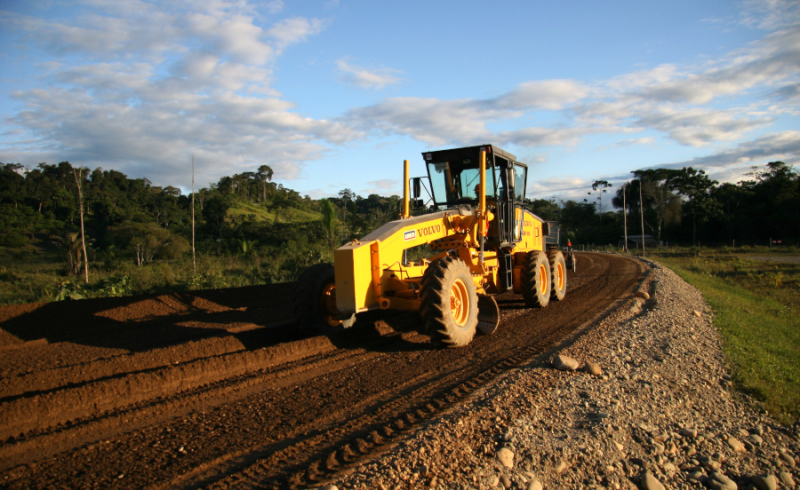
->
[[1, 0, 798, 204]]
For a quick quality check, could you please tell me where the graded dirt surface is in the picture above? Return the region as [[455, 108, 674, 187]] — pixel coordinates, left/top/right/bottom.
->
[[0, 253, 642, 489]]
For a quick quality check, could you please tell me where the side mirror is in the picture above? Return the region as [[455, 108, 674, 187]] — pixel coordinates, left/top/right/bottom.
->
[[412, 178, 421, 199], [413, 198, 424, 208]]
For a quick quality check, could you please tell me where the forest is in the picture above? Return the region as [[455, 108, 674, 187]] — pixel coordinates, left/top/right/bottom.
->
[[0, 159, 798, 304]]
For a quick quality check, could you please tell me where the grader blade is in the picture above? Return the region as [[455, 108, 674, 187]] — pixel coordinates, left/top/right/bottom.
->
[[476, 294, 500, 335]]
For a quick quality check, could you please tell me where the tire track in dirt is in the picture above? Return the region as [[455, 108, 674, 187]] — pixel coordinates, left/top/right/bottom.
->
[[0, 253, 642, 490]]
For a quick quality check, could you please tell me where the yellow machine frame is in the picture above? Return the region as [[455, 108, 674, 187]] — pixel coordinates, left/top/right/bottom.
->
[[333, 150, 547, 317]]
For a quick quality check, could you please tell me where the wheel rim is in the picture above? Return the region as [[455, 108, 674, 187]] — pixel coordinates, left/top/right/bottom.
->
[[320, 283, 341, 327], [538, 263, 548, 295], [450, 278, 470, 327], [556, 262, 565, 291]]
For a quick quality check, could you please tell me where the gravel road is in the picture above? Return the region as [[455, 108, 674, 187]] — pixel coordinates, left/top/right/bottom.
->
[[327, 258, 800, 490]]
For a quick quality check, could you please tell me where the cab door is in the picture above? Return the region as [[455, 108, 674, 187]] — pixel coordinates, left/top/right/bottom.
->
[[496, 161, 528, 246]]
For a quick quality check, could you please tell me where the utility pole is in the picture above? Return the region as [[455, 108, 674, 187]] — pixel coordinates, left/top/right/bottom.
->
[[623, 183, 628, 252], [639, 180, 646, 257], [192, 155, 196, 276]]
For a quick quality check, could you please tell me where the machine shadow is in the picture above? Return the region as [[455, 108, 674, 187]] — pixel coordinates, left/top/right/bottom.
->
[[0, 284, 294, 354]]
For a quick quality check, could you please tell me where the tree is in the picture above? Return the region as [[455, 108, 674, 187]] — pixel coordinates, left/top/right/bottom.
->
[[672, 167, 720, 246], [0, 163, 26, 209], [112, 222, 188, 265], [258, 165, 274, 203], [73, 166, 90, 283], [338, 188, 355, 239], [589, 180, 613, 223], [202, 195, 232, 254], [631, 169, 682, 245], [712, 183, 750, 244], [742, 161, 799, 240], [320, 199, 337, 249]]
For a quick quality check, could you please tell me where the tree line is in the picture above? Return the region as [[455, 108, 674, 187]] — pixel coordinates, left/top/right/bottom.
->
[[1, 159, 797, 281], [0, 161, 405, 282], [526, 162, 800, 248]]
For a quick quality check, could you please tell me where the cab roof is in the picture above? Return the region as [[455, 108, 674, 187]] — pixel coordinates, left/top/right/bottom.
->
[[422, 144, 522, 167]]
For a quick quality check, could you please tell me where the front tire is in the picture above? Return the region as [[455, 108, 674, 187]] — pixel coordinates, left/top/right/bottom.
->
[[522, 251, 551, 308], [293, 263, 355, 335], [420, 257, 479, 347]]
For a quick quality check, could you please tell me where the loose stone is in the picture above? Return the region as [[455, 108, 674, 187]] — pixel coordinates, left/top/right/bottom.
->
[[527, 479, 543, 490], [751, 474, 778, 490], [497, 448, 514, 468], [780, 450, 796, 468], [640, 470, 665, 490], [552, 354, 580, 371], [708, 471, 737, 490], [726, 437, 746, 452], [778, 471, 796, 488], [585, 361, 603, 376]]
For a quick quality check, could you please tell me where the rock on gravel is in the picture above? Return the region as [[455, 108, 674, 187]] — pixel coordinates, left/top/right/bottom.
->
[[496, 447, 514, 468], [526, 478, 542, 490], [329, 258, 800, 490], [752, 474, 778, 490], [727, 436, 746, 452], [779, 471, 796, 488], [551, 354, 579, 371], [640, 469, 666, 490], [709, 471, 737, 490], [584, 360, 602, 376]]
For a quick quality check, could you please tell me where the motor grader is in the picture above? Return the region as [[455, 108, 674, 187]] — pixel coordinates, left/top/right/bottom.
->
[[294, 144, 569, 347]]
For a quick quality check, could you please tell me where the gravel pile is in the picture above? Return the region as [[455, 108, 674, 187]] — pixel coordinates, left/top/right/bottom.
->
[[325, 258, 800, 490]]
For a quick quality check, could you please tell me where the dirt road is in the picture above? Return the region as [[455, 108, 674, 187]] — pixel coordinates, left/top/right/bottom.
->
[[0, 253, 642, 489]]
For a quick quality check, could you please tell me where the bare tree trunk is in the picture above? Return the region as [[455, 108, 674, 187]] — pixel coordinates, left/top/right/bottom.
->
[[73, 167, 90, 284], [192, 155, 197, 276]]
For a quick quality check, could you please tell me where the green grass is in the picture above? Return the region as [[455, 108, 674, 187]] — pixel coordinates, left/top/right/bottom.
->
[[228, 202, 321, 223], [0, 241, 334, 305], [655, 253, 800, 424]]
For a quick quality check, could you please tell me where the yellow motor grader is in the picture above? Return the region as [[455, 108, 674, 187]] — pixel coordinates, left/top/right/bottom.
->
[[294, 144, 569, 347]]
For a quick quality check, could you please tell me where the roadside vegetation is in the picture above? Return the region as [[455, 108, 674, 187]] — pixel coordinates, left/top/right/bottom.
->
[[0, 157, 797, 306], [655, 253, 800, 424]]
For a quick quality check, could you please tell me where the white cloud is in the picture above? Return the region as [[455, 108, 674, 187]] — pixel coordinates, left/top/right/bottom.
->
[[336, 60, 403, 90], [526, 175, 594, 201], [658, 130, 800, 173], [348, 8, 800, 150], [0, 1, 348, 188], [615, 137, 656, 148], [494, 80, 589, 110], [266, 17, 326, 54], [367, 179, 399, 190]]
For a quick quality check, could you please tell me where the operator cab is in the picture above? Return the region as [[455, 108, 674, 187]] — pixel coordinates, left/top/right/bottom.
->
[[422, 144, 528, 247]]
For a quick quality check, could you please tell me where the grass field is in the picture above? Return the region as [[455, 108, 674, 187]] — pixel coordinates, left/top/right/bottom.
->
[[228, 201, 322, 223], [654, 253, 800, 424]]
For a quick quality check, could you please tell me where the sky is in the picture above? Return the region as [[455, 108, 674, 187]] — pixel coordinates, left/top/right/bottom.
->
[[1, 0, 799, 205]]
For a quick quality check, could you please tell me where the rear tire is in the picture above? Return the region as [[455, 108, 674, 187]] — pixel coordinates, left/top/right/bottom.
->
[[547, 250, 567, 301], [521, 251, 551, 308], [420, 257, 478, 347], [293, 263, 355, 335]]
